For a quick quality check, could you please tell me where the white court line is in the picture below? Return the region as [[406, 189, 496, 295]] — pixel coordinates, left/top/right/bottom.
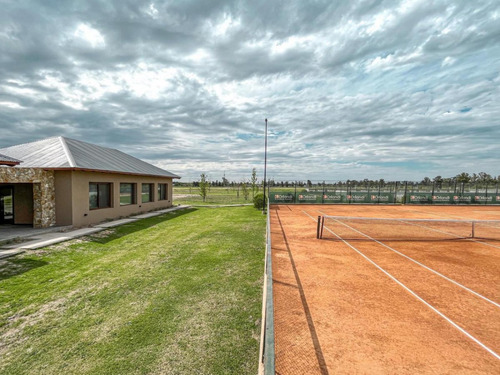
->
[[317, 211, 500, 308], [302, 210, 500, 360]]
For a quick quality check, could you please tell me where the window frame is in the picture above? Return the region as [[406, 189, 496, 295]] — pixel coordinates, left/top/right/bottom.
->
[[119, 183, 137, 206], [89, 182, 112, 210], [142, 183, 154, 203], [158, 183, 168, 201]]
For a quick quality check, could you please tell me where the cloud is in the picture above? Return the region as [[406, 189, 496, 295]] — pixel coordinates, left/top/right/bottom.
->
[[0, 0, 499, 182]]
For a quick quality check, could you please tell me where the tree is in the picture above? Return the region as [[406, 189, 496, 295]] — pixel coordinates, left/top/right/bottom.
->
[[456, 172, 471, 183], [478, 172, 493, 183], [307, 180, 312, 188], [421, 177, 431, 186], [251, 168, 259, 198], [433, 175, 443, 188], [199, 173, 209, 202], [241, 181, 249, 201]]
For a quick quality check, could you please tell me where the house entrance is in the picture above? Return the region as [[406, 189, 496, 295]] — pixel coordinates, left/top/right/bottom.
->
[[0, 185, 14, 224]]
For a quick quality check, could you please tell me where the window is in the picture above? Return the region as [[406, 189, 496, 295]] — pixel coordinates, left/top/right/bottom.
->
[[142, 183, 154, 203], [120, 183, 136, 206], [158, 183, 168, 201], [89, 183, 112, 209]]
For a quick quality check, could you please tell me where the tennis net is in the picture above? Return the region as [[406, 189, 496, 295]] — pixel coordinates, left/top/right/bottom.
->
[[318, 216, 500, 241]]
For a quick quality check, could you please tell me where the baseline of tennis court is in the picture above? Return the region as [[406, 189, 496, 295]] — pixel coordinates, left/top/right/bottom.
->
[[270, 204, 500, 374]]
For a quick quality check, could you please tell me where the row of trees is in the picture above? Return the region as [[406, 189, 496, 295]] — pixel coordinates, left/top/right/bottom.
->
[[190, 171, 500, 201], [422, 172, 499, 186], [268, 172, 500, 188]]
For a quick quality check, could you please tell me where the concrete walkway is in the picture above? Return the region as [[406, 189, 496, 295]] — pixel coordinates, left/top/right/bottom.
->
[[0, 206, 190, 260]]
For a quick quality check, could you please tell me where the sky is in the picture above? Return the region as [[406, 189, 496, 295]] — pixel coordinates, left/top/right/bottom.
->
[[1, 0, 499, 182]]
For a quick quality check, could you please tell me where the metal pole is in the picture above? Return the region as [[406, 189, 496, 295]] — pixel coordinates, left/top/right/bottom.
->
[[263, 119, 268, 214]]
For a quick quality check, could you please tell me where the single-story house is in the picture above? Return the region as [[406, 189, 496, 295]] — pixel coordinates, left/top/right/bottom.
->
[[0, 136, 180, 228]]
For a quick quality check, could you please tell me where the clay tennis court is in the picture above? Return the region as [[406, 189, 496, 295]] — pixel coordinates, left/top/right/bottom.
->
[[270, 204, 500, 374]]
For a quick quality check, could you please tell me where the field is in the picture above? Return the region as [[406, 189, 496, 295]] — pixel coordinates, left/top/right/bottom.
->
[[0, 207, 265, 375], [270, 204, 500, 374], [173, 185, 306, 205], [173, 186, 258, 205]]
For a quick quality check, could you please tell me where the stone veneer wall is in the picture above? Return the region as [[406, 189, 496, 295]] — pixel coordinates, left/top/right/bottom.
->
[[0, 167, 55, 228]]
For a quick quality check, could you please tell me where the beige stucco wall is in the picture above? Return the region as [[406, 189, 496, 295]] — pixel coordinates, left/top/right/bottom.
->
[[1, 168, 175, 228], [54, 170, 73, 226], [68, 170, 174, 227], [13, 184, 33, 224]]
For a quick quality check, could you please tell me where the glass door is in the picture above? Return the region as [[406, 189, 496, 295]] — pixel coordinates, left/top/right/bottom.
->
[[0, 186, 14, 224]]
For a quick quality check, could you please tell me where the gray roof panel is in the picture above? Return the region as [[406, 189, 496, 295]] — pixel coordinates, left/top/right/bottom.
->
[[0, 153, 21, 163], [0, 137, 180, 178]]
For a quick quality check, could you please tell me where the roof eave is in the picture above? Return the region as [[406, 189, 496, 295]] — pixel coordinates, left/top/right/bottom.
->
[[0, 161, 21, 166], [40, 167, 180, 179]]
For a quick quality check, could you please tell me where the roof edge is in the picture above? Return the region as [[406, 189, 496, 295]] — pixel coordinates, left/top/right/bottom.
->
[[59, 137, 76, 167], [35, 167, 181, 179], [0, 161, 21, 166]]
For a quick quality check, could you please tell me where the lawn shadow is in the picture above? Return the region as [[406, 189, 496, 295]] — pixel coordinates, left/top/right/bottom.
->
[[86, 207, 198, 245], [0, 258, 48, 281]]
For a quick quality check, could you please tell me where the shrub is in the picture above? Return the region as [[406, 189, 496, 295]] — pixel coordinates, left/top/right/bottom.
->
[[253, 193, 267, 210]]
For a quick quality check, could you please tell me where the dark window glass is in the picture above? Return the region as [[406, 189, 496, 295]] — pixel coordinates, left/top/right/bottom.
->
[[99, 184, 110, 208], [158, 183, 168, 201], [120, 183, 136, 206], [142, 183, 153, 203], [89, 183, 111, 209]]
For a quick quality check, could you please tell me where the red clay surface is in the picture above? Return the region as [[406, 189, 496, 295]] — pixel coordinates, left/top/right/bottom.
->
[[270, 204, 500, 374]]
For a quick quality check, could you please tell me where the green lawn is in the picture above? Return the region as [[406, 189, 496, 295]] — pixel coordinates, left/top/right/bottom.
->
[[0, 207, 265, 375]]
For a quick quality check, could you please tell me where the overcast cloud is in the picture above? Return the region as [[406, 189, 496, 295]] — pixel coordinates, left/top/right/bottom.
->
[[1, 0, 499, 181]]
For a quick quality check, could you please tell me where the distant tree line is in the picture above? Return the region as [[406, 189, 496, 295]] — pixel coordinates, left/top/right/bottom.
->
[[174, 171, 500, 190]]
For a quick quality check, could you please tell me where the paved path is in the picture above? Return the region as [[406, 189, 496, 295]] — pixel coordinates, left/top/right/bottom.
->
[[0, 206, 190, 260]]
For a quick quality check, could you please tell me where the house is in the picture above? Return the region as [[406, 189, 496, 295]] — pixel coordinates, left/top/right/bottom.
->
[[0, 136, 180, 228]]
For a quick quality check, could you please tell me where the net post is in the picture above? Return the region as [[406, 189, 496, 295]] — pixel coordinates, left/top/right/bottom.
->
[[321, 216, 325, 238], [316, 216, 321, 239], [472, 221, 475, 238], [404, 181, 408, 204]]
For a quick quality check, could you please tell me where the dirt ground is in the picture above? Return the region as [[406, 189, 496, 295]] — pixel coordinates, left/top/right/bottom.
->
[[270, 204, 500, 374]]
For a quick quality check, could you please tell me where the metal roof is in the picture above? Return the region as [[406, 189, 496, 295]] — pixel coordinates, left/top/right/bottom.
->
[[0, 153, 21, 166], [0, 137, 180, 178]]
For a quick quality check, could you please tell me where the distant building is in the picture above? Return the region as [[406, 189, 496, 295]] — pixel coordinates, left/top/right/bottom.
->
[[0, 137, 180, 228]]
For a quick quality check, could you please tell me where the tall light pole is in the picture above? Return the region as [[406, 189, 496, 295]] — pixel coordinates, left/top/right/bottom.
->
[[263, 118, 268, 214]]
